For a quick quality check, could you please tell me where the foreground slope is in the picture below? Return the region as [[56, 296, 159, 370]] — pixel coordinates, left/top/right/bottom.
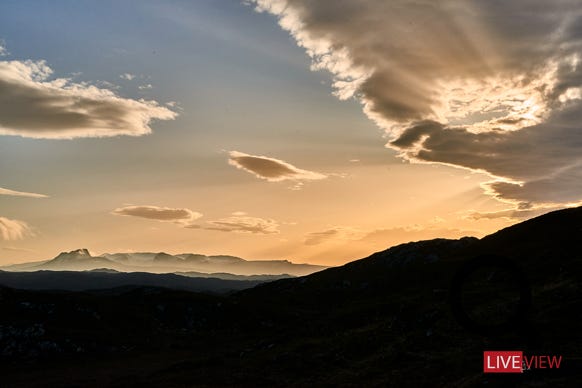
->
[[0, 207, 581, 387]]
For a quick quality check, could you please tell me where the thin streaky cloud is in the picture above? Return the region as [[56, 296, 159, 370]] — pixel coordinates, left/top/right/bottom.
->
[[304, 227, 364, 246], [305, 224, 479, 246], [2, 246, 36, 253], [201, 215, 280, 235], [466, 204, 571, 221], [0, 187, 48, 198]]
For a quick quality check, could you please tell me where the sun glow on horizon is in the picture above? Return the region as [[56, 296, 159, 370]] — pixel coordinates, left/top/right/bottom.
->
[[2, 1, 582, 267]]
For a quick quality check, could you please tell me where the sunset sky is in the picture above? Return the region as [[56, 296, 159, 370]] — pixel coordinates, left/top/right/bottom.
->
[[2, 0, 582, 266]]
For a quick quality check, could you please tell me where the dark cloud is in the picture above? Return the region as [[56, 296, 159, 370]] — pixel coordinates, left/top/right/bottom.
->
[[112, 205, 202, 225], [390, 104, 582, 204], [251, 0, 574, 127], [0, 60, 176, 139], [228, 151, 326, 182], [251, 0, 582, 209]]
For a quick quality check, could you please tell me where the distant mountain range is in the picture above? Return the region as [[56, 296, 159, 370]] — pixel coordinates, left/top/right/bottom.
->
[[1, 207, 581, 386], [0, 249, 327, 276]]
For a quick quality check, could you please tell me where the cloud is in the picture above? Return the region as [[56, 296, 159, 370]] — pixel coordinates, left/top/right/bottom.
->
[[0, 217, 32, 240], [304, 227, 363, 245], [113, 206, 278, 235], [112, 205, 202, 225], [389, 114, 582, 206], [228, 151, 326, 182], [138, 83, 153, 90], [466, 204, 567, 221], [249, 0, 582, 210], [305, 224, 479, 246], [194, 215, 280, 234], [304, 229, 341, 245], [119, 73, 136, 80], [0, 59, 176, 139], [0, 186, 48, 198], [359, 226, 479, 246], [0, 41, 7, 57], [2, 246, 36, 253]]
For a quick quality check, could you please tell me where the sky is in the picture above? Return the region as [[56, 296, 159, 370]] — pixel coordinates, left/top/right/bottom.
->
[[1, 0, 581, 266]]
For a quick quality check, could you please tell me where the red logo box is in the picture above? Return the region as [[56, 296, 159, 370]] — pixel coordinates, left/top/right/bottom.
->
[[484, 351, 523, 373]]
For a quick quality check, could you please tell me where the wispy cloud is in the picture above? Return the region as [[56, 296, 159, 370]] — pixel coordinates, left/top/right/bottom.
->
[[359, 226, 479, 246], [2, 246, 36, 253], [119, 73, 135, 80], [202, 215, 280, 234], [305, 224, 478, 246], [0, 41, 7, 57], [228, 151, 326, 183], [304, 227, 363, 246], [250, 0, 582, 210], [112, 205, 202, 225], [0, 186, 48, 198], [186, 212, 279, 235], [0, 59, 176, 139], [466, 204, 567, 221], [0, 217, 32, 240]]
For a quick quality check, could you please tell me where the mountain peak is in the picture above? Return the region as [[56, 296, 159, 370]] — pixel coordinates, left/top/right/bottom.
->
[[153, 252, 183, 263], [52, 248, 92, 262], [71, 248, 91, 256]]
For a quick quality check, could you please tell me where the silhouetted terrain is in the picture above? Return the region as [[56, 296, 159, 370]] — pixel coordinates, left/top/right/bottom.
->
[[1, 207, 581, 387], [0, 270, 268, 293]]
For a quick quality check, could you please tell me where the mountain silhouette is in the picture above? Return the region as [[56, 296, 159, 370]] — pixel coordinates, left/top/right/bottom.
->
[[36, 248, 119, 270], [0, 270, 268, 293], [0, 207, 580, 387], [1, 250, 326, 276]]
